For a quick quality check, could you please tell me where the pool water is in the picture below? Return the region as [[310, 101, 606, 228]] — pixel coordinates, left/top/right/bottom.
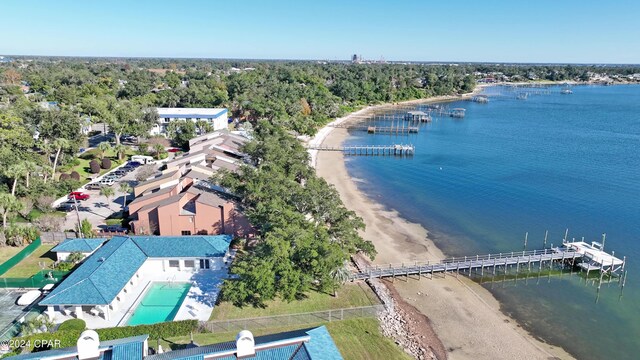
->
[[126, 282, 191, 326]]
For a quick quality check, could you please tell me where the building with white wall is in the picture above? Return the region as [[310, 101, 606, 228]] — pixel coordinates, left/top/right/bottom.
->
[[40, 235, 232, 326], [50, 238, 106, 262], [150, 108, 229, 136]]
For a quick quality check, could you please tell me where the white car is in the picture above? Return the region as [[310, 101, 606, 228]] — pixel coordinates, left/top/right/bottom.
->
[[99, 178, 115, 186], [17, 290, 41, 306]]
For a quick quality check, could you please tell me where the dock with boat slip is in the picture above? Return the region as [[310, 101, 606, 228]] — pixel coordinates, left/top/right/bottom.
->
[[309, 144, 415, 156], [350, 237, 627, 282], [328, 124, 419, 134]]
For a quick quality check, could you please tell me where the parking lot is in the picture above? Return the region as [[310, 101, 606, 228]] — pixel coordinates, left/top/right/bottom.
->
[[62, 164, 143, 232]]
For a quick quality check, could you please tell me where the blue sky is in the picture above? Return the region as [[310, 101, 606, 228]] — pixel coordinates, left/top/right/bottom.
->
[[1, 0, 638, 63]]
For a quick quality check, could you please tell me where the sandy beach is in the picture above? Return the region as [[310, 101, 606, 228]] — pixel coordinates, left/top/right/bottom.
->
[[312, 94, 574, 360]]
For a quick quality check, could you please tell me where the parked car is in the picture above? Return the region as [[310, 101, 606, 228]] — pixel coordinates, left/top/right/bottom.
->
[[101, 225, 128, 233], [57, 201, 78, 212], [85, 183, 101, 190], [121, 135, 137, 143], [68, 192, 90, 201], [167, 147, 181, 153], [127, 161, 141, 168], [99, 178, 115, 186], [113, 169, 127, 176]]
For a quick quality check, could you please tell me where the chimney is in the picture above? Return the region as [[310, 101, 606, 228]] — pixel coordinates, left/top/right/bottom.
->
[[235, 330, 255, 358], [77, 330, 100, 360]]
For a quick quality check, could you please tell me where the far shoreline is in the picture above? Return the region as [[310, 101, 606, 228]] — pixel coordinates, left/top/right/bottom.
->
[[309, 85, 575, 360]]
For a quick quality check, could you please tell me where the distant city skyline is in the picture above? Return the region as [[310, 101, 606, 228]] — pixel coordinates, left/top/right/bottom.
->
[[1, 0, 639, 64]]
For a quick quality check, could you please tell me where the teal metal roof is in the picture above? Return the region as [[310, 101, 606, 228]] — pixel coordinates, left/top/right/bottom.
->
[[111, 340, 144, 360], [6, 335, 148, 360], [51, 238, 106, 253], [146, 326, 342, 360], [39, 236, 231, 306], [130, 235, 232, 258], [40, 236, 148, 306]]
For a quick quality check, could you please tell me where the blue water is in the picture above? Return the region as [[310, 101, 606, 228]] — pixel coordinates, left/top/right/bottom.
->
[[343, 85, 640, 360]]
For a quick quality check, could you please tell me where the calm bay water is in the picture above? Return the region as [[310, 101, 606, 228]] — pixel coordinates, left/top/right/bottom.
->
[[343, 85, 640, 360]]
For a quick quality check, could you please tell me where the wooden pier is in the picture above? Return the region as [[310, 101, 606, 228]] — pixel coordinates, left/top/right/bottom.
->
[[309, 144, 415, 156], [351, 248, 581, 280], [328, 124, 419, 134], [351, 240, 626, 281]]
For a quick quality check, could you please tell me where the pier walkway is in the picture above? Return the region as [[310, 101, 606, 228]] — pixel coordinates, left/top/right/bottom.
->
[[351, 242, 626, 281], [308, 144, 415, 156], [328, 124, 419, 134]]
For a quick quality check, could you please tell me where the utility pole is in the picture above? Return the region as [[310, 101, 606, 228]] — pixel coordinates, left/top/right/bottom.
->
[[72, 195, 82, 236]]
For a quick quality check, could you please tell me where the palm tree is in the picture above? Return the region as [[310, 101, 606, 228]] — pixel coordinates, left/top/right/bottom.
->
[[114, 143, 127, 161], [330, 261, 351, 297], [97, 141, 112, 159], [23, 161, 37, 188], [100, 186, 115, 211], [119, 182, 131, 210], [152, 143, 165, 160], [5, 163, 26, 196], [40, 164, 53, 183], [0, 193, 23, 228], [51, 138, 70, 180]]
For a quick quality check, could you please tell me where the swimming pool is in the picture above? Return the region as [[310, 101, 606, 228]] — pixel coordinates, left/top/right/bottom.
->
[[126, 282, 191, 326]]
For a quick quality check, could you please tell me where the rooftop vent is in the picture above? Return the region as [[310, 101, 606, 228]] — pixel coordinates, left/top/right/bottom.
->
[[77, 330, 100, 359], [236, 330, 255, 358]]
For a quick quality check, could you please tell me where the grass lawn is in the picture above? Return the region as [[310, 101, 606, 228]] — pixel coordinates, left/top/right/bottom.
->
[[164, 318, 410, 360], [209, 282, 380, 321], [59, 148, 137, 184], [1, 245, 55, 278], [0, 246, 26, 264]]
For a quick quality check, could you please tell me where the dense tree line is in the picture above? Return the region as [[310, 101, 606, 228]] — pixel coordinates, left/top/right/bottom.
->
[[215, 122, 375, 305]]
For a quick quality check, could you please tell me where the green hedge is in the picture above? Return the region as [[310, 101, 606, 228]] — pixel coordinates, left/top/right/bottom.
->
[[57, 319, 86, 332], [10, 320, 199, 354]]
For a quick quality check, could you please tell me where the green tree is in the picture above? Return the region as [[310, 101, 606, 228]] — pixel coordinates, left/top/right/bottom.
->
[[219, 121, 374, 306], [166, 120, 196, 149], [0, 193, 23, 228], [51, 138, 70, 180], [195, 120, 213, 135], [97, 141, 112, 159], [99, 186, 115, 211], [67, 251, 86, 263], [80, 218, 93, 238], [113, 143, 127, 161], [5, 163, 26, 196], [119, 182, 131, 210], [23, 161, 38, 189], [152, 143, 165, 160], [0, 113, 34, 170]]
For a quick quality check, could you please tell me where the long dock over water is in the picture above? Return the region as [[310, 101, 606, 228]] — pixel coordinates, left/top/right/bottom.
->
[[328, 124, 419, 134], [351, 240, 626, 281], [309, 144, 415, 156]]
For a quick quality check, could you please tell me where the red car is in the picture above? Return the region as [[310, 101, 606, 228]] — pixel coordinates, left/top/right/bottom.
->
[[68, 192, 90, 201], [167, 147, 181, 153]]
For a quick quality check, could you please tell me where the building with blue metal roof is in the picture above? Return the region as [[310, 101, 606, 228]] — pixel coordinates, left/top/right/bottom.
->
[[39, 235, 232, 327], [150, 108, 229, 136], [50, 238, 107, 261], [6, 333, 149, 360], [6, 326, 342, 360]]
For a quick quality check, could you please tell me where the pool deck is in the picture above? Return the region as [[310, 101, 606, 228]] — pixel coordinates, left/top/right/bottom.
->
[[51, 269, 226, 329]]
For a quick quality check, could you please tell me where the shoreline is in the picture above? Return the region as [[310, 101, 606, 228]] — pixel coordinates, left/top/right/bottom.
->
[[311, 90, 574, 360]]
